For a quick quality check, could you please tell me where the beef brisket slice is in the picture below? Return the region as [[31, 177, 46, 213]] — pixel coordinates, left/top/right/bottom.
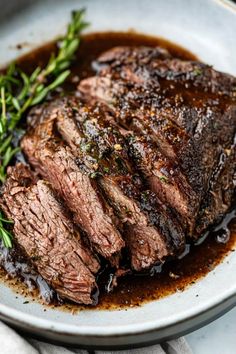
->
[[21, 104, 124, 263], [0, 164, 100, 304]]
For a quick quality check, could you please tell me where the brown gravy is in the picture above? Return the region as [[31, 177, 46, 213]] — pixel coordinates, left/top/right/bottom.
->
[[0, 32, 235, 311]]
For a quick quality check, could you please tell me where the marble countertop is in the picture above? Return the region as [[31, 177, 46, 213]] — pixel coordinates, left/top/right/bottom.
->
[[186, 306, 236, 354]]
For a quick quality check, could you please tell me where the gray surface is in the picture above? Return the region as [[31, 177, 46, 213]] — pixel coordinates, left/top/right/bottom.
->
[[187, 306, 236, 354], [0, 0, 37, 24]]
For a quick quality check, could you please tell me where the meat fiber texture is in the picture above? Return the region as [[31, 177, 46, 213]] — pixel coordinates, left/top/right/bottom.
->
[[0, 164, 100, 305], [21, 104, 124, 266]]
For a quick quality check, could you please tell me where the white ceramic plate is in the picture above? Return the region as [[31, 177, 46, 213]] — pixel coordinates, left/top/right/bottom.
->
[[0, 0, 236, 349]]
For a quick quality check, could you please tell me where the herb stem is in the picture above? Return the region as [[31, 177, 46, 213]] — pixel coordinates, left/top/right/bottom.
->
[[0, 87, 6, 134]]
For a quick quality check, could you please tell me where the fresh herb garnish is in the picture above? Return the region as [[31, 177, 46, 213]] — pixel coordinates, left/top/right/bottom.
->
[[0, 9, 89, 247], [192, 68, 202, 76], [0, 212, 13, 248], [80, 141, 92, 153], [103, 166, 110, 173], [159, 175, 169, 183], [90, 171, 102, 179]]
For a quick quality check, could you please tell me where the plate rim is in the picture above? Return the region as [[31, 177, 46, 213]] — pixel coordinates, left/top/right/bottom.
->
[[0, 289, 236, 348], [0, 258, 236, 337]]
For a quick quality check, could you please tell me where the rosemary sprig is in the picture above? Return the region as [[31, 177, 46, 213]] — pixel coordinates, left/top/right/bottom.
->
[[0, 9, 89, 247], [0, 212, 13, 248]]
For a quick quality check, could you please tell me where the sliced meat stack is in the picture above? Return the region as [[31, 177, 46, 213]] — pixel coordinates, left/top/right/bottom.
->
[[51, 97, 185, 270], [21, 98, 185, 271], [21, 104, 124, 266], [0, 164, 100, 304], [79, 46, 236, 237], [1, 46, 235, 305]]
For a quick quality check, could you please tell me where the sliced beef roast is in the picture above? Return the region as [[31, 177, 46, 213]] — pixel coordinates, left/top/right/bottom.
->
[[21, 104, 124, 264], [34, 97, 185, 271], [79, 46, 236, 237], [1, 44, 235, 307], [0, 164, 100, 304]]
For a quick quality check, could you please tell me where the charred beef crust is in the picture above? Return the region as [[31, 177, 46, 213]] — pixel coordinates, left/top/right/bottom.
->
[[195, 141, 236, 235], [94, 46, 236, 98], [96, 46, 172, 66], [21, 104, 124, 264], [0, 164, 100, 305], [79, 46, 236, 237]]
